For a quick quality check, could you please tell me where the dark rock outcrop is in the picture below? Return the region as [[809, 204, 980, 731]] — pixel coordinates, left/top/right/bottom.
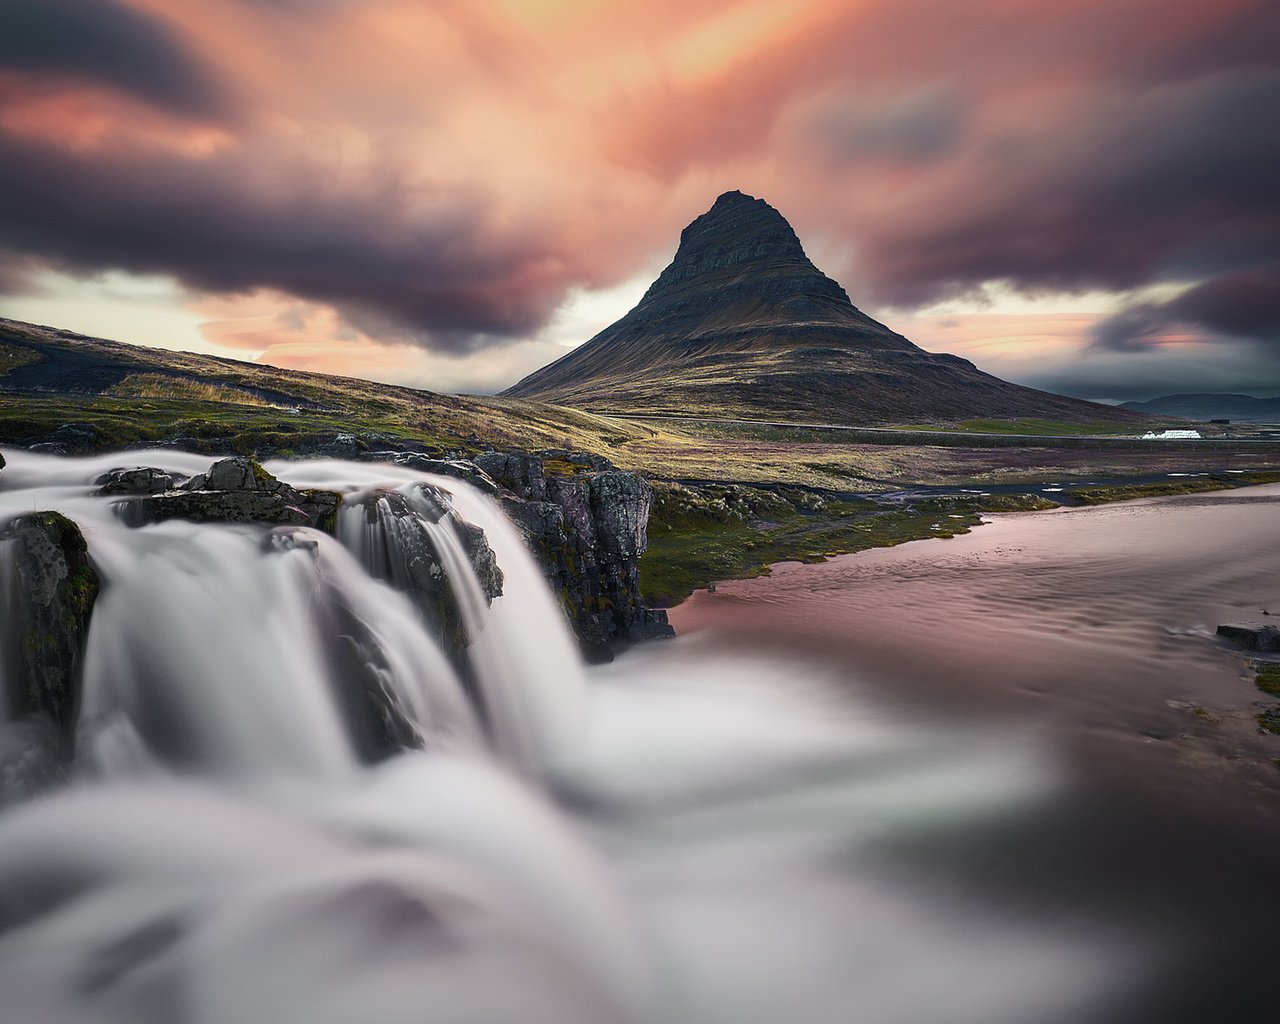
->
[[385, 453, 501, 495], [473, 452, 548, 500], [1, 511, 100, 762], [262, 527, 430, 762], [492, 451, 673, 661], [94, 465, 178, 495], [1217, 623, 1280, 652], [115, 457, 340, 531], [347, 484, 503, 671]]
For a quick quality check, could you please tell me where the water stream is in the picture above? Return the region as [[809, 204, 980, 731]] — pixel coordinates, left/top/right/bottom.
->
[[0, 448, 1274, 1023]]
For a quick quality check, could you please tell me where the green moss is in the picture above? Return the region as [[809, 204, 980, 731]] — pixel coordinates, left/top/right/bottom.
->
[[1253, 661, 1280, 698], [1069, 471, 1280, 506], [541, 458, 580, 477], [1257, 708, 1280, 735], [249, 458, 274, 485], [639, 485, 1057, 606], [301, 490, 341, 534], [892, 418, 1145, 436]]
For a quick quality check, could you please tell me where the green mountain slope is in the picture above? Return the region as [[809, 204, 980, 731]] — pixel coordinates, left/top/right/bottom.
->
[[504, 191, 1143, 428]]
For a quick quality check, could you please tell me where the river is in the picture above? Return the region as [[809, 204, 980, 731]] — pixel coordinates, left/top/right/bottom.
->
[[0, 450, 1276, 1023]]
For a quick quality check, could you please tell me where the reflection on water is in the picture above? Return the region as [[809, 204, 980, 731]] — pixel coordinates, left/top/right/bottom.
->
[[1, 450, 1278, 1022]]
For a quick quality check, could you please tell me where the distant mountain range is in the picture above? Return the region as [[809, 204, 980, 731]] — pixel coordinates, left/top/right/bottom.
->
[[1120, 394, 1280, 422], [505, 191, 1143, 428]]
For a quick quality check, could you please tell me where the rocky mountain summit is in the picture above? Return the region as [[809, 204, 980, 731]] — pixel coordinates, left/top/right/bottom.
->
[[504, 190, 1141, 427]]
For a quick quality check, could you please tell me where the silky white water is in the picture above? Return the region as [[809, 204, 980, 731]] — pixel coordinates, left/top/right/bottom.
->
[[0, 448, 1175, 1023]]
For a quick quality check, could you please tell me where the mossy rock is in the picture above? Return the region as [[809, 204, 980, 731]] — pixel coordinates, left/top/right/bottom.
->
[[2, 510, 101, 746]]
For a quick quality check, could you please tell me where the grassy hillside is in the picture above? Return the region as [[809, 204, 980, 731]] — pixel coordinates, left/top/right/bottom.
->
[[0, 318, 653, 456], [6, 316, 1280, 609]]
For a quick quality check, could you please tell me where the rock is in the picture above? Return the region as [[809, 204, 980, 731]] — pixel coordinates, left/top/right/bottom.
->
[[347, 484, 503, 677], [264, 527, 425, 763], [1216, 623, 1280, 652], [499, 457, 673, 660], [389, 454, 501, 495], [94, 466, 177, 495], [116, 457, 341, 531], [538, 449, 616, 473], [50, 422, 104, 453], [1, 511, 101, 753], [473, 452, 548, 500], [314, 432, 368, 458]]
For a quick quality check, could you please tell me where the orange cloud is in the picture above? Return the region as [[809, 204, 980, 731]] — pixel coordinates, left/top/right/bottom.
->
[[0, 0, 1277, 395]]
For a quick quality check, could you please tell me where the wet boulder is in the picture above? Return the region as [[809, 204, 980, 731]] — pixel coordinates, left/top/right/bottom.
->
[[347, 484, 503, 670], [0, 717, 68, 808], [116, 457, 340, 531], [388, 454, 501, 495], [1217, 623, 1280, 652], [1, 511, 101, 751], [94, 466, 178, 496], [263, 527, 426, 763]]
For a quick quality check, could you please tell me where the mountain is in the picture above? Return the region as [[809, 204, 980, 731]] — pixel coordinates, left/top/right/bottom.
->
[[1120, 394, 1280, 422], [0, 317, 653, 456], [504, 191, 1142, 427]]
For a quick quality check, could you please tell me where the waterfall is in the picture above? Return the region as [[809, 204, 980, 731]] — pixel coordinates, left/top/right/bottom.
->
[[0, 449, 581, 780], [0, 446, 1160, 1024]]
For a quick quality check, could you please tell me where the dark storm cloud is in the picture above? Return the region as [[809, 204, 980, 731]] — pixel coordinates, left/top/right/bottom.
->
[[1091, 266, 1280, 356], [859, 68, 1280, 306], [0, 133, 567, 349], [1169, 268, 1280, 340], [0, 0, 230, 118], [1, 0, 1278, 369]]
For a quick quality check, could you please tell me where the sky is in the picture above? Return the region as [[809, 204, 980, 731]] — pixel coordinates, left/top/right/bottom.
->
[[0, 0, 1277, 402]]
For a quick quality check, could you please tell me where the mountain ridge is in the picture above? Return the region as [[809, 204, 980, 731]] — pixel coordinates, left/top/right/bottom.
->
[[505, 191, 1142, 427], [1120, 393, 1280, 422]]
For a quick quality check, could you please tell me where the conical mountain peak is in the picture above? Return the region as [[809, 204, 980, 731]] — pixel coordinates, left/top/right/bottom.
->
[[502, 191, 1134, 431], [640, 190, 841, 304]]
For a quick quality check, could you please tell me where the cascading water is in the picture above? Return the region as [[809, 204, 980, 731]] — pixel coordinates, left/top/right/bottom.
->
[[0, 447, 1196, 1023]]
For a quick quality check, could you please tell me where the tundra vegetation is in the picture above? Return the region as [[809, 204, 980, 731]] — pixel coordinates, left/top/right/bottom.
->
[[5, 319, 1280, 607]]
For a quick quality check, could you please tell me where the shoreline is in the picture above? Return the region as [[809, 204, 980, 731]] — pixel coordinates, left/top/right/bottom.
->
[[667, 481, 1280, 822], [641, 469, 1280, 608]]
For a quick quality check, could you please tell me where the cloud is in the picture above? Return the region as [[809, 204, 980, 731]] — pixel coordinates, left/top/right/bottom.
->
[[0, 129, 634, 350], [805, 86, 970, 165], [1092, 266, 1280, 353], [0, 0, 1277, 397], [0, 0, 230, 118], [1169, 267, 1280, 340]]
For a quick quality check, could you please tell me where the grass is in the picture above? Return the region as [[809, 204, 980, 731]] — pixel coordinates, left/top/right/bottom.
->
[[106, 373, 285, 408], [0, 342, 43, 375], [891, 417, 1148, 436], [1253, 661, 1280, 698], [7, 317, 1280, 610], [639, 483, 1055, 606], [638, 468, 1280, 606], [1067, 472, 1280, 505]]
